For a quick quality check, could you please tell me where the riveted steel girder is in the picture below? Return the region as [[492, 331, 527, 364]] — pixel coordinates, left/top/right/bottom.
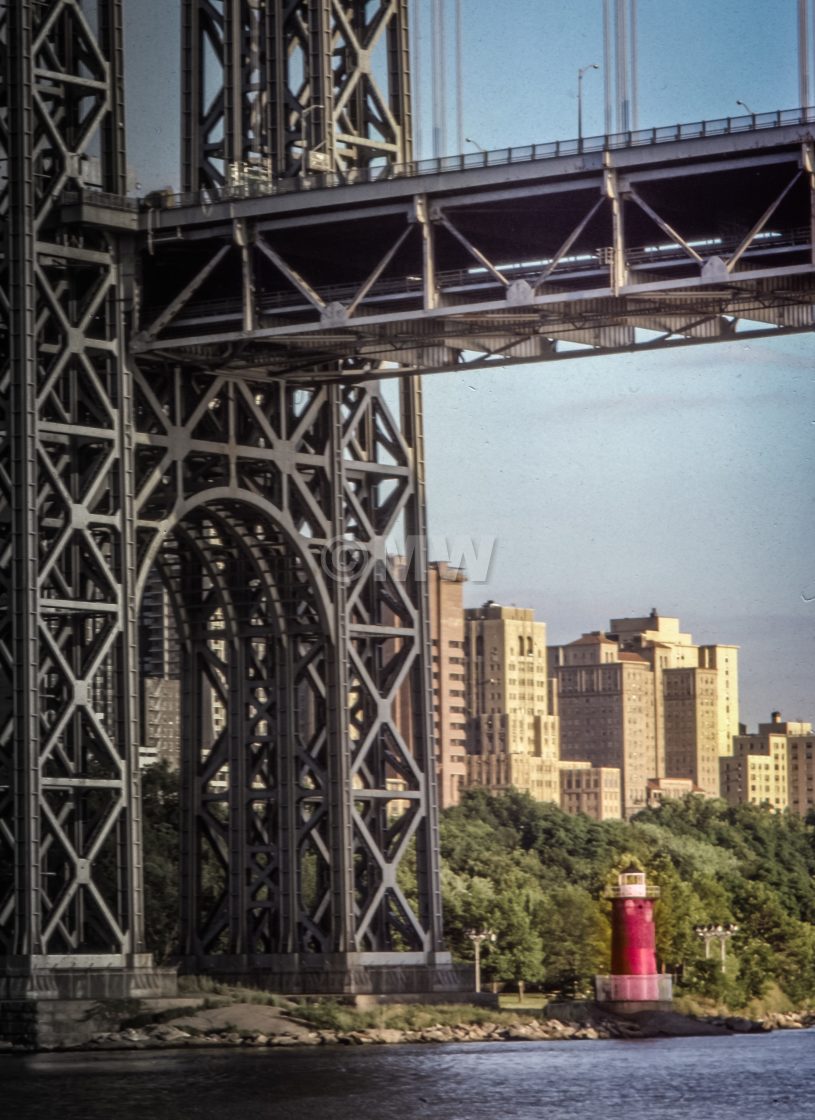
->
[[130, 117, 815, 384]]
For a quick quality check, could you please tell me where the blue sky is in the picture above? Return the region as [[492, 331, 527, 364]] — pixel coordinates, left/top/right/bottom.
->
[[123, 1, 815, 729]]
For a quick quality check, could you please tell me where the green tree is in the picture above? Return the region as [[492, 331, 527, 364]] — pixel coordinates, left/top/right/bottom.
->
[[140, 760, 181, 961], [439, 789, 815, 1008], [537, 885, 608, 997]]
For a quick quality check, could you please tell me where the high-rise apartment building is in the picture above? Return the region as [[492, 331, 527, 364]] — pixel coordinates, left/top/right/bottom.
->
[[390, 561, 468, 809], [607, 611, 739, 784], [720, 717, 790, 811], [464, 602, 560, 803], [788, 724, 815, 815], [428, 562, 468, 808], [662, 666, 720, 794], [721, 712, 814, 814], [550, 612, 738, 808], [698, 643, 740, 759], [608, 612, 698, 778], [549, 633, 656, 817]]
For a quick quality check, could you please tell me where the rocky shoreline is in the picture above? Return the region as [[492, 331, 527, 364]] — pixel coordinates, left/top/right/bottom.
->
[[36, 1005, 815, 1053]]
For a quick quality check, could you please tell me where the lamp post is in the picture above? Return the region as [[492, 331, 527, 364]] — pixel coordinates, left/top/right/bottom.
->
[[735, 99, 755, 118], [694, 923, 739, 972], [464, 136, 486, 153], [467, 928, 496, 993], [578, 64, 599, 148]]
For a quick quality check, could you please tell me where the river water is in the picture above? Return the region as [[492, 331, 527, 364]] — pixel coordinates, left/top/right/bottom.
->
[[1, 1030, 813, 1120]]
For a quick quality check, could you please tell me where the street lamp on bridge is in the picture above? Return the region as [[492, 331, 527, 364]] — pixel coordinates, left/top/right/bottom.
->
[[578, 64, 599, 148]]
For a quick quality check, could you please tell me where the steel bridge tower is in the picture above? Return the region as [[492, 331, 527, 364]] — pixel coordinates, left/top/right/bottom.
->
[[0, 0, 461, 1033]]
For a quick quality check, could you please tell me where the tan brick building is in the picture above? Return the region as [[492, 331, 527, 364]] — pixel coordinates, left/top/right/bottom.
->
[[646, 776, 698, 807], [463, 602, 560, 803], [721, 712, 815, 814], [608, 611, 739, 786], [550, 612, 739, 811], [663, 667, 720, 794], [390, 560, 469, 809], [788, 728, 815, 815], [549, 632, 656, 817], [559, 762, 622, 820], [428, 562, 468, 808]]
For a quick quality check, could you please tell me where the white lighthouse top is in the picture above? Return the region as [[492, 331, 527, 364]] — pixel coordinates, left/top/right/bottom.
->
[[616, 871, 647, 897], [605, 866, 659, 898]]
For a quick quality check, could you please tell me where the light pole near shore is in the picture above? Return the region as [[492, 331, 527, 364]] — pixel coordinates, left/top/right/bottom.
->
[[467, 928, 496, 993], [695, 923, 739, 972]]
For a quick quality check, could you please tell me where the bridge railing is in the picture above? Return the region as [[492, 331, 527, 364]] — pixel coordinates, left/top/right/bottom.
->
[[67, 106, 815, 214]]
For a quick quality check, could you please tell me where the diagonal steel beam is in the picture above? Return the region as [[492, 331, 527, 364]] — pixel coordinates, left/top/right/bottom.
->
[[346, 224, 413, 317], [435, 210, 509, 287], [727, 170, 803, 271], [139, 244, 231, 340], [255, 235, 326, 311], [626, 187, 704, 265], [533, 196, 606, 290]]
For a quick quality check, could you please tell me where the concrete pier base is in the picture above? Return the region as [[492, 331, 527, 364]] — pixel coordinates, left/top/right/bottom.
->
[[180, 951, 475, 1000], [0, 959, 179, 1049]]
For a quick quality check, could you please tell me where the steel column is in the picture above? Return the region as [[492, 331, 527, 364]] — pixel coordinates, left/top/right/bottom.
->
[[182, 1, 412, 190], [1, 0, 161, 998]]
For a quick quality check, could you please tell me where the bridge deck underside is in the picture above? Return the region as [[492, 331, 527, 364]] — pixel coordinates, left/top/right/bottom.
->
[[117, 124, 815, 381]]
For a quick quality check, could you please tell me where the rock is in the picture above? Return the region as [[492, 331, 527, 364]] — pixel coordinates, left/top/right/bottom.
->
[[119, 1028, 148, 1043], [506, 1026, 537, 1041], [364, 1029, 405, 1045], [152, 1025, 191, 1043], [419, 1027, 453, 1043]]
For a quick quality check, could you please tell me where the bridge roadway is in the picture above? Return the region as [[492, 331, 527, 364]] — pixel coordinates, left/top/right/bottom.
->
[[68, 108, 815, 382]]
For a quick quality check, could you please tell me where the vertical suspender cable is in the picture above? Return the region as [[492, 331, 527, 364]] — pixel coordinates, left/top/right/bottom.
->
[[603, 0, 613, 134], [616, 0, 628, 131], [411, 0, 423, 157], [430, 0, 447, 157], [455, 0, 464, 154], [629, 0, 638, 130], [799, 0, 811, 109]]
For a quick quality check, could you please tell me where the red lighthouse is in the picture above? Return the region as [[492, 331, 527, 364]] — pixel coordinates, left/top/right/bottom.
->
[[596, 865, 673, 1007]]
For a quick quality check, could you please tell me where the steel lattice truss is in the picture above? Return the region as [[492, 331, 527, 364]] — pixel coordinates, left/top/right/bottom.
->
[[132, 368, 442, 968], [0, 0, 142, 970], [2, 0, 452, 997], [182, 0, 412, 190], [130, 121, 815, 382]]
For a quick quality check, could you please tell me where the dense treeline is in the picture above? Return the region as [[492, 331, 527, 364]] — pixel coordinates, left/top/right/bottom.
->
[[440, 789, 815, 1006], [141, 765, 815, 1008]]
